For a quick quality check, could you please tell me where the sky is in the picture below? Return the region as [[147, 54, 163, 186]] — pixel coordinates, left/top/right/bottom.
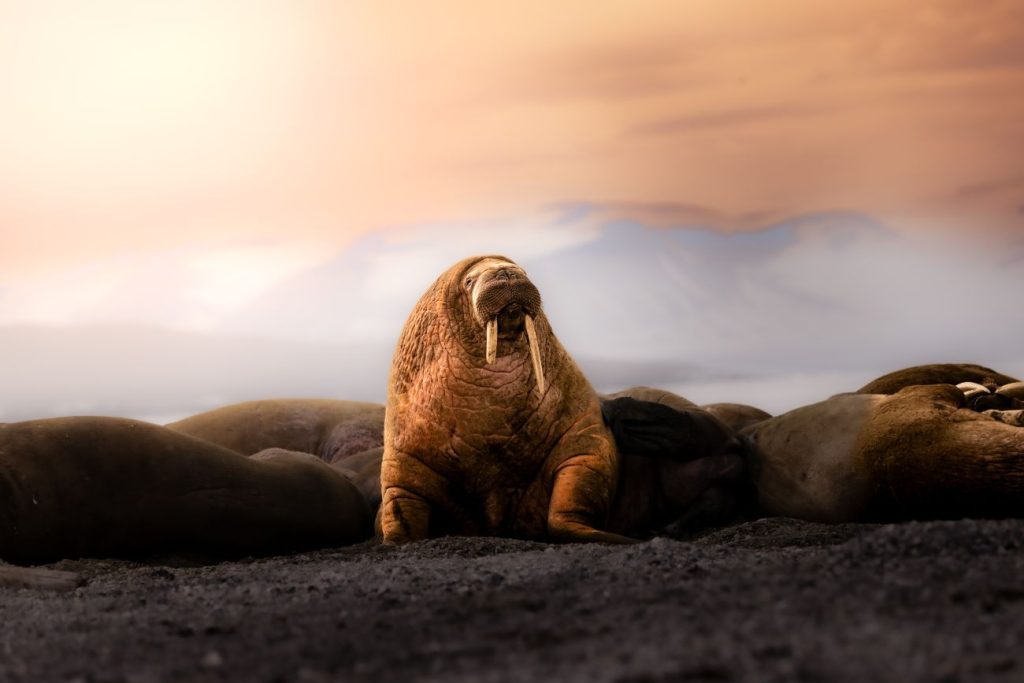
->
[[1, 1, 1023, 421]]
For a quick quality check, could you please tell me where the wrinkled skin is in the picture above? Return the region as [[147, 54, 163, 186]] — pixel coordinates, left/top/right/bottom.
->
[[380, 255, 630, 544]]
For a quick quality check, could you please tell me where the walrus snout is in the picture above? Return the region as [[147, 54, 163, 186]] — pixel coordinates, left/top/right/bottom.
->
[[474, 276, 542, 322], [466, 263, 546, 393]]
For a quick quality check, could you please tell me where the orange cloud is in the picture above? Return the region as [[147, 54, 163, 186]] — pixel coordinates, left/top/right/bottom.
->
[[1, 0, 1022, 279]]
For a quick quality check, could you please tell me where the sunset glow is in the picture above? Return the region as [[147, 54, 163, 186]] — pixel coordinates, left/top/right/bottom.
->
[[2, 1, 1022, 419]]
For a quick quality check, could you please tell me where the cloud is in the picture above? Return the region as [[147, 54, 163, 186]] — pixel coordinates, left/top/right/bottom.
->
[[3, 0, 1023, 281], [628, 104, 833, 137], [4, 210, 1022, 420]]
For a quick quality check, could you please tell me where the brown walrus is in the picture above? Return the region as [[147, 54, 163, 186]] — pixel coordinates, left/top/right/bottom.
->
[[856, 363, 1019, 395], [380, 255, 635, 543], [0, 417, 372, 564], [167, 399, 385, 509], [167, 398, 384, 465], [742, 384, 1024, 522], [600, 388, 746, 537]]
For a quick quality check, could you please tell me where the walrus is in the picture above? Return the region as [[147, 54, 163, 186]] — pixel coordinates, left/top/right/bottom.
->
[[600, 388, 746, 537], [167, 399, 384, 465], [380, 255, 638, 544], [0, 417, 372, 564], [741, 384, 1024, 522], [856, 363, 1019, 395], [167, 399, 385, 510]]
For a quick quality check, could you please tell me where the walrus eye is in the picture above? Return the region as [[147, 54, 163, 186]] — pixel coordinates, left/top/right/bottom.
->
[[464, 277, 474, 289]]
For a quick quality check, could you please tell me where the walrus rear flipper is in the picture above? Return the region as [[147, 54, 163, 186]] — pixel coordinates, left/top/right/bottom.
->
[[601, 396, 738, 462]]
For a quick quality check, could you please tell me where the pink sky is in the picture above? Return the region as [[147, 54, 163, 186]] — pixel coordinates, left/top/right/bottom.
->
[[2, 0, 1022, 281]]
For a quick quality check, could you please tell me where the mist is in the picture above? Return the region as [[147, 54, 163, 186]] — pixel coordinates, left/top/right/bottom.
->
[[2, 211, 1021, 422]]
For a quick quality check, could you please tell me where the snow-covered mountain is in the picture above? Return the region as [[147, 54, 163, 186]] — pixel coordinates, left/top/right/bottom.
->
[[3, 211, 1022, 421]]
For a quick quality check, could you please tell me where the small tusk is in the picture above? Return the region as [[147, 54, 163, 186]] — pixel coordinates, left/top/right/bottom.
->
[[524, 314, 545, 395], [485, 318, 498, 364]]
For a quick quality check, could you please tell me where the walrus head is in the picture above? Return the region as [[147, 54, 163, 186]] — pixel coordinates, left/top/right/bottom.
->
[[455, 256, 546, 393]]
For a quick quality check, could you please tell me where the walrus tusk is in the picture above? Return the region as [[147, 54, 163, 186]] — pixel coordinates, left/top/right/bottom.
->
[[957, 381, 990, 400], [996, 381, 1024, 400], [486, 318, 498, 364], [524, 314, 545, 395]]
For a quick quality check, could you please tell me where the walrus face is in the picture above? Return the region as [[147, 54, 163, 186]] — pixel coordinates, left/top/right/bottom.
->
[[460, 257, 545, 393]]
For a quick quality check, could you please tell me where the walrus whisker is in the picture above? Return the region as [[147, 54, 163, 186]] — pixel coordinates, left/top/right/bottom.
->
[[486, 318, 498, 364], [524, 314, 545, 395]]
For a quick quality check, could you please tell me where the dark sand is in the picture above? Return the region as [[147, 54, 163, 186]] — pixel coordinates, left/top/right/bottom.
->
[[4, 517, 1024, 683]]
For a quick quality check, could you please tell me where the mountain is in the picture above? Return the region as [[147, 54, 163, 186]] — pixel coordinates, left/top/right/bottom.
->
[[4, 212, 1022, 421]]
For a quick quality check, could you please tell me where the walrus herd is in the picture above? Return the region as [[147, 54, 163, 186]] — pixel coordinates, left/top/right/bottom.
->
[[2, 254, 1024, 564]]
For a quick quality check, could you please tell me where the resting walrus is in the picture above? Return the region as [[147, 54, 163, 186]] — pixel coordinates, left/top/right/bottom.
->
[[603, 383, 1024, 524], [0, 417, 372, 564], [856, 363, 1019, 395], [743, 384, 1024, 522], [167, 398, 384, 465], [600, 388, 746, 537], [380, 255, 634, 544]]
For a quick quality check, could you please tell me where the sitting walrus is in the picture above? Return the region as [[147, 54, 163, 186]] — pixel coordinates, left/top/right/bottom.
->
[[380, 255, 638, 543], [0, 417, 372, 564]]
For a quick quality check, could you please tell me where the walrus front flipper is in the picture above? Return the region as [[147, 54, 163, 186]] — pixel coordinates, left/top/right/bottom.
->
[[601, 396, 738, 463]]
